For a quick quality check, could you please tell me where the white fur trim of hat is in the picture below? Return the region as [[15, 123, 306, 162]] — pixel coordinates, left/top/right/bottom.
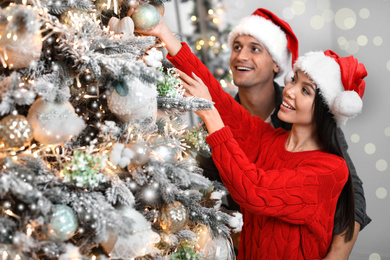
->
[[228, 15, 290, 78], [294, 51, 363, 126]]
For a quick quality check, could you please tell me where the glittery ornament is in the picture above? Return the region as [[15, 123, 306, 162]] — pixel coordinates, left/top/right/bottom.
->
[[0, 114, 33, 149], [159, 201, 188, 233], [0, 5, 42, 69], [107, 77, 157, 125], [46, 205, 78, 242], [60, 9, 93, 29], [131, 4, 160, 31], [127, 141, 151, 166], [27, 98, 85, 145]]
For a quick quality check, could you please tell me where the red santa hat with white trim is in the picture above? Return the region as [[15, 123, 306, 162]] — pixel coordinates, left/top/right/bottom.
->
[[294, 50, 367, 126], [228, 8, 299, 78]]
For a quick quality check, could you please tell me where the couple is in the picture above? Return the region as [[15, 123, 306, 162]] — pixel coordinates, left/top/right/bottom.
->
[[137, 7, 371, 259]]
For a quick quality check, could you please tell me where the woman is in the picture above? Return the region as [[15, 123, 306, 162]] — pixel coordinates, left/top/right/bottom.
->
[[140, 15, 367, 259]]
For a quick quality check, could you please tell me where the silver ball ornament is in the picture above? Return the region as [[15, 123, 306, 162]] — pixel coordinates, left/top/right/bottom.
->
[[127, 141, 151, 166], [131, 4, 160, 31], [158, 201, 188, 233], [46, 205, 78, 242], [152, 145, 179, 162]]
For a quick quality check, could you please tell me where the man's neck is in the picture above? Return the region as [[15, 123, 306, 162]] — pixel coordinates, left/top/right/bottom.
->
[[238, 82, 276, 120]]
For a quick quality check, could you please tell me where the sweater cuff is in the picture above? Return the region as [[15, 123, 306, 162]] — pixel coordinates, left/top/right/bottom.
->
[[206, 126, 233, 148], [166, 42, 192, 66]]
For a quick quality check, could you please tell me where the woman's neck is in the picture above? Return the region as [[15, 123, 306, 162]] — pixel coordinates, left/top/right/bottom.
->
[[285, 125, 322, 152]]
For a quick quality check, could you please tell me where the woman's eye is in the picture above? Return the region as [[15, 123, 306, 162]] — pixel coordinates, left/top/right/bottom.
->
[[233, 45, 241, 50], [291, 77, 296, 83], [303, 88, 310, 95]]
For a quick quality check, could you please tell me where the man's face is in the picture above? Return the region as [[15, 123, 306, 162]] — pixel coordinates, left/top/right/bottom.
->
[[229, 35, 279, 89]]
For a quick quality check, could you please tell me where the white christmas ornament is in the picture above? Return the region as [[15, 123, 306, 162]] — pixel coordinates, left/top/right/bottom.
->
[[0, 5, 42, 69], [107, 77, 157, 126], [110, 143, 135, 168], [101, 207, 160, 259], [27, 98, 85, 145], [59, 243, 82, 260], [108, 16, 135, 35], [143, 48, 163, 69]]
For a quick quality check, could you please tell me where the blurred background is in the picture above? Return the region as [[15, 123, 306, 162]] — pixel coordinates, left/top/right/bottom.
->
[[163, 0, 390, 259]]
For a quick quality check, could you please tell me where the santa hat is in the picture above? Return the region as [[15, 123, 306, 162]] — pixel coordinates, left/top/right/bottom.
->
[[228, 8, 299, 77], [294, 50, 367, 126]]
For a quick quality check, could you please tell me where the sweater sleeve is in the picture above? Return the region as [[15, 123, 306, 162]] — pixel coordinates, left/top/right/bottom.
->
[[167, 43, 274, 156], [206, 126, 349, 225]]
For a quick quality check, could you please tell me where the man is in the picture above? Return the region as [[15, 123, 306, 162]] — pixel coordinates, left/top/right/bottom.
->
[[197, 8, 371, 259]]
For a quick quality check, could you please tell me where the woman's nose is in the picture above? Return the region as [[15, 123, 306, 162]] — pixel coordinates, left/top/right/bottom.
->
[[285, 86, 296, 98]]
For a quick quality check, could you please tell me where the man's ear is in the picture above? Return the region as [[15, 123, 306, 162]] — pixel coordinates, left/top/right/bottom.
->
[[273, 63, 280, 74]]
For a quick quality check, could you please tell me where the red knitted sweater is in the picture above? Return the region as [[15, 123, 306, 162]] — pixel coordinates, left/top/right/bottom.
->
[[168, 43, 348, 259]]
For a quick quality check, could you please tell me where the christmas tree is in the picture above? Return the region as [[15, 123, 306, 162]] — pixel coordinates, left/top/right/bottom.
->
[[0, 0, 242, 259]]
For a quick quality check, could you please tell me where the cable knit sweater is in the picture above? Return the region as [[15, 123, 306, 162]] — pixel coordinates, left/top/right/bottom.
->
[[168, 43, 349, 259]]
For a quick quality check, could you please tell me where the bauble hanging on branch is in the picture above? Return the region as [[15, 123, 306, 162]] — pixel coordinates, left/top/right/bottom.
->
[[108, 16, 135, 35], [27, 98, 86, 145], [107, 76, 157, 127], [45, 205, 78, 242], [158, 201, 188, 233], [0, 5, 42, 69], [0, 114, 33, 150], [131, 3, 160, 31]]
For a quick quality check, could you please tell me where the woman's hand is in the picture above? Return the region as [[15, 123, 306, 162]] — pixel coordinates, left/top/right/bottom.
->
[[176, 69, 212, 102], [176, 70, 225, 135]]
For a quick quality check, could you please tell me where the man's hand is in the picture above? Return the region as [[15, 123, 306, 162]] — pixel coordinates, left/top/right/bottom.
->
[[323, 222, 360, 260]]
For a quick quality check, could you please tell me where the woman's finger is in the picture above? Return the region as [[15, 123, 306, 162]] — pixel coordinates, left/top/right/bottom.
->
[[176, 69, 197, 85]]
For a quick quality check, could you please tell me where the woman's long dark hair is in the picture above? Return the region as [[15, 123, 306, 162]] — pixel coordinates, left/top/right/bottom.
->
[[313, 89, 355, 242]]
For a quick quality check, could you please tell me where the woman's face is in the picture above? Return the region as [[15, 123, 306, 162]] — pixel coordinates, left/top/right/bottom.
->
[[278, 70, 317, 126]]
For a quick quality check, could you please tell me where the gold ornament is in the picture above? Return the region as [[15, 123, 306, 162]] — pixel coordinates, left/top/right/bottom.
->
[[0, 114, 33, 149], [60, 9, 93, 29], [159, 201, 188, 233]]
